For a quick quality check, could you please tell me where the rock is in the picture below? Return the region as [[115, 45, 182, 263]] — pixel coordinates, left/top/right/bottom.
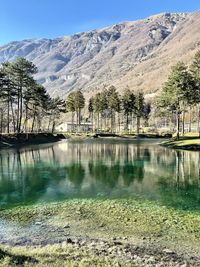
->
[[63, 224, 70, 229], [163, 248, 175, 254], [35, 221, 42, 225]]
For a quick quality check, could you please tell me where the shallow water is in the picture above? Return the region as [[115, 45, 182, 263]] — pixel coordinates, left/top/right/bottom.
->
[[0, 139, 199, 210]]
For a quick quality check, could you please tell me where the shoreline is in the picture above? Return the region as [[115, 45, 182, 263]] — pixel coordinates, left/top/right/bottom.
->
[[160, 137, 200, 151], [0, 133, 66, 149], [0, 198, 199, 266]]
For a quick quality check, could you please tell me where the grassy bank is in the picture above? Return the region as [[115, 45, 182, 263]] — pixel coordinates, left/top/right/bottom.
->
[[0, 133, 65, 148], [0, 198, 199, 266], [161, 137, 200, 150]]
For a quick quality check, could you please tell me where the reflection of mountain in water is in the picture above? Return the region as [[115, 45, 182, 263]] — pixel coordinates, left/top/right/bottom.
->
[[0, 140, 199, 209]]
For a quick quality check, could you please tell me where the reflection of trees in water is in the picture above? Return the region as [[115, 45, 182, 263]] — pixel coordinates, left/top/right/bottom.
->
[[88, 161, 120, 188], [0, 141, 200, 208], [158, 150, 200, 190], [67, 163, 85, 186], [0, 147, 68, 204], [157, 150, 200, 209], [122, 161, 144, 186]]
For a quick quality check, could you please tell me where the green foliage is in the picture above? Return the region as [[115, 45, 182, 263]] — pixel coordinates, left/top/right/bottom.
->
[[0, 57, 62, 133], [135, 92, 144, 117], [121, 88, 135, 115], [88, 96, 94, 113], [74, 89, 85, 111]]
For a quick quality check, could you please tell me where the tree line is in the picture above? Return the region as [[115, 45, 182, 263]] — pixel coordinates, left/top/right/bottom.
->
[[1, 50, 200, 137], [66, 86, 151, 134], [0, 58, 65, 134]]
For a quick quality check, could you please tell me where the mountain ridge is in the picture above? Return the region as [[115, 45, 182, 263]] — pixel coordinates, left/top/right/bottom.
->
[[0, 11, 199, 98]]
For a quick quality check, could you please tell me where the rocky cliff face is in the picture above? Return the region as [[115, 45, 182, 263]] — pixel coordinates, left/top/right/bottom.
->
[[0, 11, 199, 98]]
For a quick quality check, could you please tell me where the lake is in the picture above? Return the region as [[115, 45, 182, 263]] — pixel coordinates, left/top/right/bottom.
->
[[0, 139, 199, 210]]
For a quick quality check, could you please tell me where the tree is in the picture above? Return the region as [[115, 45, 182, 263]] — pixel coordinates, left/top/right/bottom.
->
[[121, 88, 135, 131], [107, 86, 120, 133], [48, 97, 65, 133], [66, 92, 76, 132], [10, 58, 37, 133], [0, 63, 17, 133], [190, 50, 200, 136], [143, 102, 151, 127], [99, 90, 108, 131], [158, 62, 193, 139], [134, 92, 144, 135], [88, 96, 94, 132], [74, 90, 85, 131], [93, 92, 102, 131]]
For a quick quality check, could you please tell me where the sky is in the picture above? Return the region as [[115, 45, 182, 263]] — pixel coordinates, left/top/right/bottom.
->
[[0, 0, 200, 45]]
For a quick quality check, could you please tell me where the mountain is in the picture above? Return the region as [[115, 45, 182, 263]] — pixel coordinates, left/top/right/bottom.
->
[[0, 11, 200, 99]]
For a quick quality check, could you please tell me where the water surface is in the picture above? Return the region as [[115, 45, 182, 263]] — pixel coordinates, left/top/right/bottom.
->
[[0, 139, 199, 210]]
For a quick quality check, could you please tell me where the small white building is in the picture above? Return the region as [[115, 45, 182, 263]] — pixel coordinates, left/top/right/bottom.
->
[[56, 122, 93, 132]]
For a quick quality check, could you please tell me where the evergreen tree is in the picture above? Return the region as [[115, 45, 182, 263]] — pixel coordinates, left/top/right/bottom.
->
[[10, 58, 37, 133], [158, 62, 193, 139], [107, 86, 120, 133], [134, 92, 145, 135], [66, 92, 76, 132], [88, 96, 94, 132], [74, 90, 85, 129], [190, 50, 200, 136], [121, 88, 135, 131]]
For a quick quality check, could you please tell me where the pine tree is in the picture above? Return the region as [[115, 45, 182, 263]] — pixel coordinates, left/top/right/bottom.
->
[[134, 92, 144, 135], [121, 88, 135, 131], [190, 50, 200, 136], [88, 97, 94, 132], [159, 62, 193, 139], [10, 58, 37, 133], [74, 90, 85, 130], [107, 86, 120, 133], [66, 92, 76, 132]]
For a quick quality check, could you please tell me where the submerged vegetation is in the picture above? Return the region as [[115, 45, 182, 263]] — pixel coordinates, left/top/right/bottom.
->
[[0, 198, 200, 266]]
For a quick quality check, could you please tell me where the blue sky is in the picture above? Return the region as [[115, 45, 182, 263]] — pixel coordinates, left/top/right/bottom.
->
[[0, 0, 200, 45]]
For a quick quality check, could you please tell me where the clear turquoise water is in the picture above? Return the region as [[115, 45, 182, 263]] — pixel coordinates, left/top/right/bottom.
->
[[0, 139, 199, 210]]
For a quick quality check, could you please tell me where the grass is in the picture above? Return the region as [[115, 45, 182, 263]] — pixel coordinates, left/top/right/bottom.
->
[[0, 198, 200, 261], [0, 245, 130, 267], [161, 133, 200, 149]]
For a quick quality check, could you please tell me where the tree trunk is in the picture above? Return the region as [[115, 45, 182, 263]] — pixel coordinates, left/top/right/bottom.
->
[[10, 100, 16, 133], [136, 116, 140, 135], [198, 104, 200, 138], [182, 109, 185, 136], [176, 105, 180, 140], [97, 113, 99, 132], [91, 112, 94, 133], [189, 105, 192, 132], [125, 113, 129, 131], [16, 87, 20, 133], [0, 110, 3, 134], [118, 112, 120, 133], [7, 100, 10, 134], [31, 110, 36, 132], [18, 83, 23, 133], [76, 111, 79, 133], [52, 121, 55, 133]]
